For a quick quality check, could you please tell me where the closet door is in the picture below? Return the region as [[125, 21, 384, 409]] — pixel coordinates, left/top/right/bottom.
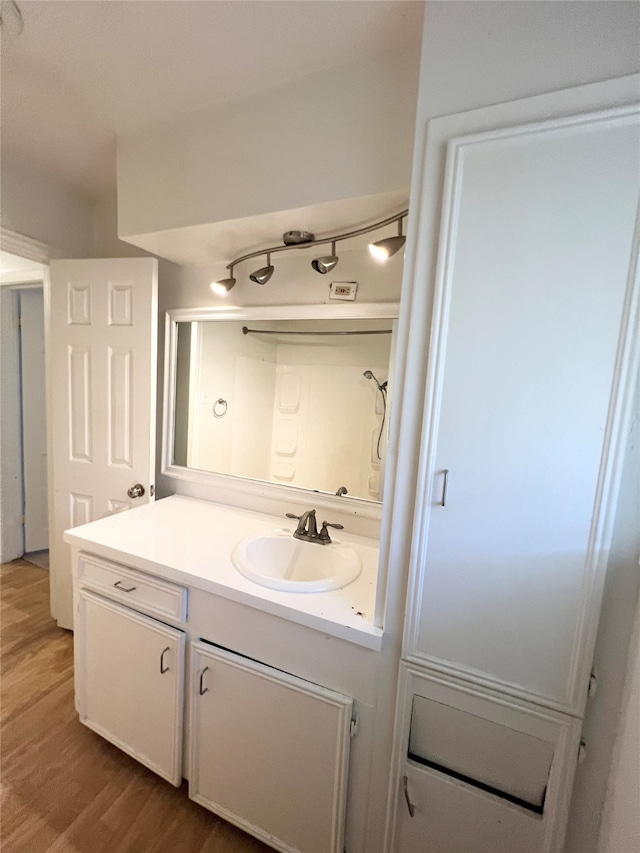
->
[[404, 106, 640, 714]]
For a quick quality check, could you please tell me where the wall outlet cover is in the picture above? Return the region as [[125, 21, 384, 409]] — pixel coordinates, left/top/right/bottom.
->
[[329, 281, 358, 301]]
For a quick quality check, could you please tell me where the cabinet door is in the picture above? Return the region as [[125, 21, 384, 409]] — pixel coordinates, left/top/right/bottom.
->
[[189, 642, 352, 853], [76, 590, 185, 785], [405, 105, 640, 712], [396, 762, 544, 853]]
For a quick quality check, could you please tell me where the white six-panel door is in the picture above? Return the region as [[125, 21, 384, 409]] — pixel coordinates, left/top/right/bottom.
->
[[48, 258, 158, 628]]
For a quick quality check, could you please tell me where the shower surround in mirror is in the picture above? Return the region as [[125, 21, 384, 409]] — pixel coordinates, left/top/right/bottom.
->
[[171, 316, 396, 501]]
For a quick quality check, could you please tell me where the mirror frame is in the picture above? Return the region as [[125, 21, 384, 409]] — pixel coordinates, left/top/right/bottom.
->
[[162, 302, 400, 520]]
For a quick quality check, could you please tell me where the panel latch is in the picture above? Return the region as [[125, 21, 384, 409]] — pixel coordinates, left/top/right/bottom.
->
[[350, 710, 359, 738]]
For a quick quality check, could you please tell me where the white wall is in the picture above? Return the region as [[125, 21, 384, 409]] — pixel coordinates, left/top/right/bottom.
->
[[597, 598, 640, 853], [565, 378, 640, 853], [117, 47, 420, 238], [92, 188, 156, 259], [0, 149, 94, 257], [415, 1, 639, 119], [364, 3, 640, 848]]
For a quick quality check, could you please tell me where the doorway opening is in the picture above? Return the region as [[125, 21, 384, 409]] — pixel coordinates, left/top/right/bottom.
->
[[0, 250, 49, 567]]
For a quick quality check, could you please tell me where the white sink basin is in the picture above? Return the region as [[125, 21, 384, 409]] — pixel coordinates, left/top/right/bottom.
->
[[231, 532, 362, 593]]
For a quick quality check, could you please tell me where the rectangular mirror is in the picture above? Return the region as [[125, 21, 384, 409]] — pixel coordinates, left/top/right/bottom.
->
[[163, 305, 399, 506]]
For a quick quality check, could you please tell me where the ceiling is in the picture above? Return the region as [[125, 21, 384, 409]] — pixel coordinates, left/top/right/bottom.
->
[[1, 0, 425, 199]]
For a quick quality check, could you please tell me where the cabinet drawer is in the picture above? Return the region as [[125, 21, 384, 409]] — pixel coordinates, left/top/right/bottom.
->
[[78, 553, 187, 624]]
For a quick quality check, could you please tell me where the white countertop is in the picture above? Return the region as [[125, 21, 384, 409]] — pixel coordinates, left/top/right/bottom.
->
[[64, 495, 383, 650]]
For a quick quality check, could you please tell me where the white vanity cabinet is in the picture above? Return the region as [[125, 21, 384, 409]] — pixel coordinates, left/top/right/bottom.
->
[[189, 641, 353, 853], [67, 524, 374, 853], [76, 589, 185, 785]]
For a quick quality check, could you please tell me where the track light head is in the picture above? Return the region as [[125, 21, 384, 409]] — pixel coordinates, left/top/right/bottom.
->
[[369, 217, 406, 262], [249, 254, 274, 285], [311, 242, 339, 275], [369, 235, 406, 262], [211, 267, 236, 296]]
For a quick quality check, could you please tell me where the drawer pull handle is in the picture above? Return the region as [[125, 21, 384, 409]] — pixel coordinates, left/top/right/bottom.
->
[[440, 468, 449, 507], [403, 775, 415, 818], [160, 647, 170, 674], [114, 580, 137, 593], [199, 667, 210, 696]]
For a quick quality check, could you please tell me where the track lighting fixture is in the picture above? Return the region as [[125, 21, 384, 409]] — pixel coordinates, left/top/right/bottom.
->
[[249, 253, 274, 285], [211, 208, 408, 294], [369, 216, 406, 262], [311, 242, 339, 275], [210, 265, 236, 296]]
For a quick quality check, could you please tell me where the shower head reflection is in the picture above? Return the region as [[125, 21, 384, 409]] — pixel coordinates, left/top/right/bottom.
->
[[363, 370, 386, 392]]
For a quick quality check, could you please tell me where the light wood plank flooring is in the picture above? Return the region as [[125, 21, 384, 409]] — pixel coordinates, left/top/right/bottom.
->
[[1, 560, 271, 853]]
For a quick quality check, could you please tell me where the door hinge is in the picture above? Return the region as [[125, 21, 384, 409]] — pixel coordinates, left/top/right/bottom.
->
[[150, 484, 155, 497], [20, 513, 25, 526], [588, 670, 598, 697], [350, 710, 359, 738]]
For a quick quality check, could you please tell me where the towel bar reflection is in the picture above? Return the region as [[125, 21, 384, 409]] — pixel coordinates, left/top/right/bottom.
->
[[213, 399, 227, 418]]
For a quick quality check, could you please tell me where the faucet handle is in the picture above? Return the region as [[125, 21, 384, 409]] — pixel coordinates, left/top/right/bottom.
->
[[318, 520, 344, 543]]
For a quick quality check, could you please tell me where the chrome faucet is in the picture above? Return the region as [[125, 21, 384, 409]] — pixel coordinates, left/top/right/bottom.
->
[[285, 510, 344, 545]]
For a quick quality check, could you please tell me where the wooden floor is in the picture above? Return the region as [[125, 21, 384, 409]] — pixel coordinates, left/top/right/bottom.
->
[[1, 560, 271, 853]]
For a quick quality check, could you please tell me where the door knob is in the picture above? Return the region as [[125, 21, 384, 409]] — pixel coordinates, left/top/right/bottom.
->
[[127, 483, 145, 499]]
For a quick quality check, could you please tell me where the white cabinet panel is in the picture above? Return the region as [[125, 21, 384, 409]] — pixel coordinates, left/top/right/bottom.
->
[[189, 641, 352, 853], [396, 762, 544, 853], [388, 666, 582, 853], [76, 590, 185, 785], [405, 106, 640, 712], [409, 695, 553, 808]]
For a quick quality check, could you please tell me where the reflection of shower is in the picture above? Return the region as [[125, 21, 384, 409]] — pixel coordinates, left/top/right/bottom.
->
[[363, 370, 388, 460]]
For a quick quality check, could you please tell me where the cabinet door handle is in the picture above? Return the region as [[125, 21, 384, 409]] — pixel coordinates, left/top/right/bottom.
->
[[403, 775, 415, 817], [114, 580, 137, 593], [160, 647, 170, 674], [198, 667, 210, 696], [440, 468, 449, 507]]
